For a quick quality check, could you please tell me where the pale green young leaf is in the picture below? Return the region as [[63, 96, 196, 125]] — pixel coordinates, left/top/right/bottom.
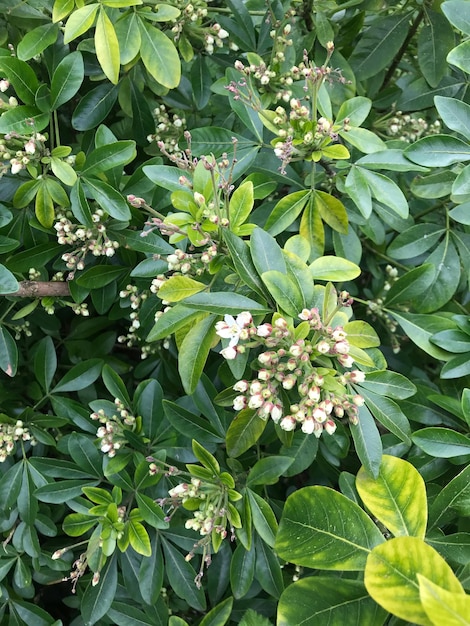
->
[[309, 255, 360, 281], [138, 19, 181, 88], [17, 23, 60, 61], [157, 276, 206, 302], [64, 4, 99, 44], [95, 8, 120, 84], [229, 181, 253, 230], [419, 575, 470, 626]]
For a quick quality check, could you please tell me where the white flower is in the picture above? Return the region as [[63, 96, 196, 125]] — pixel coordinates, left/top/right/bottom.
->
[[324, 419, 337, 435], [301, 418, 315, 434], [24, 140, 36, 154], [0, 79, 9, 92], [215, 312, 251, 347], [280, 415, 297, 431], [220, 346, 237, 360], [233, 395, 246, 411]]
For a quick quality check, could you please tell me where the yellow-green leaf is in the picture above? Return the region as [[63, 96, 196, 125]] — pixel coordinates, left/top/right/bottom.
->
[[229, 181, 254, 231], [418, 575, 470, 626], [53, 0, 74, 23], [64, 4, 99, 44], [309, 255, 361, 281], [356, 455, 427, 539], [50, 157, 77, 186], [347, 345, 375, 367], [35, 182, 55, 228], [344, 320, 380, 348], [138, 19, 181, 89], [128, 519, 151, 556], [95, 8, 120, 84], [314, 191, 348, 235], [157, 276, 206, 302], [321, 144, 350, 160], [365, 537, 464, 626]]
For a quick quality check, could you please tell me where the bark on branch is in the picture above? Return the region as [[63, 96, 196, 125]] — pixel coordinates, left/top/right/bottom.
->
[[7, 281, 71, 298]]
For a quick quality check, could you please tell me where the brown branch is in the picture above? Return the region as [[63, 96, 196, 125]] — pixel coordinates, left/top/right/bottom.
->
[[6, 281, 71, 298]]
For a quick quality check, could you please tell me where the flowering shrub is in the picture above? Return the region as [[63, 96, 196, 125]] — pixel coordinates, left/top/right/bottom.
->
[[0, 0, 469, 625]]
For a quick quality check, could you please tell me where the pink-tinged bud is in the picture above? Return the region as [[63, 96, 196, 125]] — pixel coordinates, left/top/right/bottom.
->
[[324, 419, 336, 435], [258, 369, 271, 381], [92, 572, 100, 586], [316, 340, 330, 354], [233, 379, 249, 392], [221, 346, 237, 360], [298, 308, 312, 320], [352, 394, 365, 407], [256, 323, 272, 337], [313, 374, 324, 386], [338, 354, 354, 368], [349, 370, 366, 383], [313, 407, 327, 423], [334, 340, 350, 355], [349, 410, 359, 426], [322, 399, 334, 414], [282, 375, 296, 390], [250, 380, 263, 395], [289, 343, 303, 357], [301, 418, 315, 434], [193, 192, 206, 206], [280, 415, 297, 431], [233, 395, 247, 411], [308, 386, 321, 402], [274, 317, 288, 329], [258, 402, 273, 419], [334, 405, 344, 417], [258, 351, 273, 365], [271, 404, 283, 422], [237, 311, 252, 327], [52, 548, 65, 560], [169, 483, 188, 497], [332, 327, 347, 341], [248, 393, 264, 409]]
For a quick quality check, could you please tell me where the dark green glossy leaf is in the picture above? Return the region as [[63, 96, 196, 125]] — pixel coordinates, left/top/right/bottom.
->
[[161, 537, 206, 610], [51, 51, 84, 110], [230, 542, 255, 599], [81, 554, 118, 625], [412, 427, 470, 458], [0, 326, 18, 377], [226, 409, 266, 457], [72, 83, 119, 131], [350, 404, 382, 479], [163, 399, 223, 444], [52, 358, 103, 393], [33, 335, 57, 392]]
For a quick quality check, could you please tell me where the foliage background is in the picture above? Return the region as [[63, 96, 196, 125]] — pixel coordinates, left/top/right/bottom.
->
[[0, 0, 469, 624]]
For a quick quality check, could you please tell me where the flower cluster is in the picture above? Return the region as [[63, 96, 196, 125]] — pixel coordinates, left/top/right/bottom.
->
[[147, 104, 187, 154], [0, 420, 36, 462], [379, 111, 441, 143], [152, 461, 241, 587], [54, 211, 120, 278], [91, 399, 137, 457], [216, 309, 366, 436], [0, 128, 47, 177]]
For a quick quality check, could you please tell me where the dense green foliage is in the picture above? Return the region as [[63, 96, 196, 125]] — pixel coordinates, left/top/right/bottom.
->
[[0, 0, 469, 624]]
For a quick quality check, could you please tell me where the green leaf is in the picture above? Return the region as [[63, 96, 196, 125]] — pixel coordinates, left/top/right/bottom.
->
[[419, 575, 470, 626], [429, 465, 470, 530], [68, 432, 103, 478], [34, 336, 57, 393], [0, 461, 23, 509], [442, 0, 470, 34], [223, 230, 266, 298], [192, 440, 220, 475], [183, 292, 270, 315], [246, 456, 293, 487], [447, 39, 470, 73], [411, 427, 470, 458], [413, 238, 460, 313], [138, 19, 181, 89], [278, 577, 387, 626], [72, 83, 119, 131], [161, 538, 206, 610], [261, 270, 304, 317], [356, 149, 429, 172], [0, 57, 39, 105], [178, 314, 217, 395], [75, 266, 127, 289], [50, 51, 84, 111], [157, 276, 206, 302], [63, 513, 98, 537], [53, 0, 74, 22], [309, 256, 361, 281], [426, 532, 470, 565], [356, 455, 426, 538], [0, 105, 49, 134], [385, 264, 436, 307], [163, 400, 223, 444], [82, 554, 118, 625], [357, 370, 416, 400], [280, 430, 319, 477], [199, 597, 233, 626], [250, 227, 286, 275], [349, 12, 412, 81], [147, 305, 202, 342], [359, 169, 409, 218], [108, 602, 158, 626], [82, 141, 136, 176], [336, 96, 372, 126], [405, 135, 470, 167], [418, 10, 455, 88], [0, 326, 18, 377], [343, 321, 380, 349], [275, 485, 385, 569], [226, 409, 266, 458], [229, 181, 254, 231], [345, 166, 372, 218], [440, 353, 470, 379], [115, 13, 141, 65], [389, 312, 454, 361], [364, 537, 464, 626], [95, 7, 120, 84], [139, 532, 164, 605], [64, 4, 99, 44], [362, 390, 411, 445], [17, 23, 60, 61], [0, 264, 19, 296], [387, 224, 444, 259], [52, 358, 102, 393], [230, 543, 255, 599], [265, 190, 310, 236], [80, 178, 130, 221], [350, 405, 383, 479], [35, 479, 99, 504]]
